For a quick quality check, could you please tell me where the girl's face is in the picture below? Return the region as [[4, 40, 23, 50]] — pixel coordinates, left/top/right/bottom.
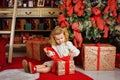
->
[[54, 33, 65, 45]]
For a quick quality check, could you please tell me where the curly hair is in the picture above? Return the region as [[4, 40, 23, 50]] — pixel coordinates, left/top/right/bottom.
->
[[49, 27, 69, 45]]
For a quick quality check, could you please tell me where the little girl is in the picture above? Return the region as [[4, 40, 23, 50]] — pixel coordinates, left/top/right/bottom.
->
[[22, 26, 80, 74]]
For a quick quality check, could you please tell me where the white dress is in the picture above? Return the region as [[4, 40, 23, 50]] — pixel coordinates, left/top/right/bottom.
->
[[43, 41, 80, 67]]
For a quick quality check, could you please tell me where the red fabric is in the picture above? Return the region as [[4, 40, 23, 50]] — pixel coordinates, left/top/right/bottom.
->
[[37, 71, 93, 80], [0, 57, 93, 80], [0, 57, 42, 71], [115, 54, 120, 68], [0, 38, 8, 67]]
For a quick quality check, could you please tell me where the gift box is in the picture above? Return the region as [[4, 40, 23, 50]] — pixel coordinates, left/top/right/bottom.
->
[[57, 60, 75, 76], [82, 43, 116, 71], [45, 47, 75, 76], [26, 38, 51, 61]]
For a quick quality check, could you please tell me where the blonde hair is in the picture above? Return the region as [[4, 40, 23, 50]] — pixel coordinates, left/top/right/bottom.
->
[[49, 27, 69, 45]]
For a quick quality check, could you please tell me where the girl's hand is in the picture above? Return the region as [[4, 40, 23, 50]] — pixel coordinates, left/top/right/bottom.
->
[[44, 48, 55, 57], [44, 48, 48, 53]]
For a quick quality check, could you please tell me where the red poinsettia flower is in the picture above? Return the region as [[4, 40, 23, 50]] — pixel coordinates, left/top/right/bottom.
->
[[57, 14, 66, 23], [57, 14, 69, 28], [74, 1, 84, 16], [67, 5, 73, 16], [92, 7, 101, 15], [60, 21, 70, 28], [77, 9, 84, 17], [91, 7, 104, 30], [74, 1, 81, 13], [94, 16, 104, 30]]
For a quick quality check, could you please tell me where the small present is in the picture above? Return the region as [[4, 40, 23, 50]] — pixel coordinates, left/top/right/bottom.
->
[[26, 38, 51, 61], [45, 47, 75, 76], [82, 43, 116, 70], [57, 60, 75, 76]]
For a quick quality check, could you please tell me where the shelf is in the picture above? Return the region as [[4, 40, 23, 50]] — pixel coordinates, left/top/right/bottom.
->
[[0, 7, 58, 48], [6, 43, 26, 48], [0, 8, 61, 18], [15, 30, 52, 32], [0, 31, 11, 34], [0, 10, 13, 14]]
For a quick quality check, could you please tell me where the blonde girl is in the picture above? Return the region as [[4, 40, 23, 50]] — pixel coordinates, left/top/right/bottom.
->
[[22, 26, 80, 74]]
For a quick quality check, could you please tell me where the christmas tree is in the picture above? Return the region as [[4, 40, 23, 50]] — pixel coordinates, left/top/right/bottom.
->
[[55, 0, 120, 53]]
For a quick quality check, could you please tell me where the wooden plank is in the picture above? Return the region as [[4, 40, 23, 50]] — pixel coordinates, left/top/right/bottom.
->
[[0, 11, 13, 14], [0, 31, 11, 34]]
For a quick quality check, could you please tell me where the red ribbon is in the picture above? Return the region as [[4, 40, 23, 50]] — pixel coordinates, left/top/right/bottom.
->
[[30, 42, 34, 58], [88, 43, 101, 70], [45, 47, 70, 74], [96, 43, 101, 70]]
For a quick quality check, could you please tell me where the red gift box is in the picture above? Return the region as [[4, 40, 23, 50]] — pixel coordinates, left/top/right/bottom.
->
[[45, 47, 75, 75], [82, 43, 116, 70]]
